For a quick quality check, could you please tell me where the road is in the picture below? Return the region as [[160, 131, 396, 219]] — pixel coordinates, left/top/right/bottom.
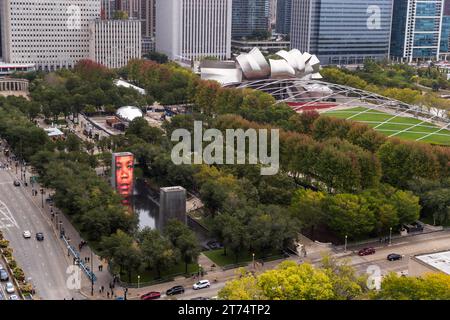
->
[[150, 230, 450, 300], [0, 159, 83, 300]]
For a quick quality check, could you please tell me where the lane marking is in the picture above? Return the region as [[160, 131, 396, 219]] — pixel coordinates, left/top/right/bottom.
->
[[0, 200, 19, 230]]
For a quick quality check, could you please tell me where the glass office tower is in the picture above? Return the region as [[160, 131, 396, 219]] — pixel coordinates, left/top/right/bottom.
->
[[276, 0, 292, 35], [232, 0, 270, 39], [291, 0, 394, 65], [440, 0, 450, 57], [391, 0, 444, 62]]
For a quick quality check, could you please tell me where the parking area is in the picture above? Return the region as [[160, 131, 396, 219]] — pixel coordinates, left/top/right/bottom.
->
[[0, 256, 21, 300]]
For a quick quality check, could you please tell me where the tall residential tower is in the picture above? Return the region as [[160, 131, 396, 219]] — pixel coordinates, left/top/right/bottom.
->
[[0, 0, 101, 70], [156, 0, 232, 63], [390, 0, 444, 62]]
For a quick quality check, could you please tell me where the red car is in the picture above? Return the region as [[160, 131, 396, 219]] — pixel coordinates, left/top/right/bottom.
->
[[141, 291, 161, 300], [358, 247, 376, 256]]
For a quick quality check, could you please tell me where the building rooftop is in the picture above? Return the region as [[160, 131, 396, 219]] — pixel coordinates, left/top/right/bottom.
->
[[44, 127, 64, 137], [114, 79, 146, 95], [415, 250, 450, 275], [116, 106, 144, 122]]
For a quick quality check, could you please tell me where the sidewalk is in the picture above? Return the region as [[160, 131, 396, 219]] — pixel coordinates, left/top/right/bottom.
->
[[124, 251, 326, 300], [21, 166, 113, 300]]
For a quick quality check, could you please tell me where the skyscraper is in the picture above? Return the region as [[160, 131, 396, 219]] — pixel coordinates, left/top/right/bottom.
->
[[140, 0, 156, 38], [101, 0, 117, 19], [440, 0, 450, 58], [232, 0, 270, 39], [156, 0, 232, 62], [89, 19, 142, 68], [276, 0, 292, 35], [291, 0, 394, 65], [115, 0, 140, 18], [391, 0, 444, 62], [0, 0, 101, 70]]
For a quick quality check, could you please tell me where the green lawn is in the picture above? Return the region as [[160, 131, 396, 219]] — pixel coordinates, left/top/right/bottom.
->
[[324, 107, 450, 146], [203, 249, 284, 267], [120, 262, 200, 285]]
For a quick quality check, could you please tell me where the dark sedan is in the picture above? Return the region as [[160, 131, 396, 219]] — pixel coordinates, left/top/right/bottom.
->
[[387, 253, 402, 261], [36, 233, 44, 241], [166, 286, 185, 296]]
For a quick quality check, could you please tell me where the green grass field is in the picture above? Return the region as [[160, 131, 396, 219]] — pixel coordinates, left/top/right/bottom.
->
[[324, 107, 450, 146]]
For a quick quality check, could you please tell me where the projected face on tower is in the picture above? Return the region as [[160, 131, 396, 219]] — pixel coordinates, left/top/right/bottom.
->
[[113, 153, 134, 198]]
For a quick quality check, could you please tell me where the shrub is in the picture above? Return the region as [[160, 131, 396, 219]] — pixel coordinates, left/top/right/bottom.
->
[[13, 267, 25, 282], [8, 259, 17, 269], [0, 239, 9, 248]]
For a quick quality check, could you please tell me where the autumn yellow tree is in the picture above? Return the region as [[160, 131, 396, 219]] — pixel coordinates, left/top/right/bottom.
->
[[372, 273, 450, 300]]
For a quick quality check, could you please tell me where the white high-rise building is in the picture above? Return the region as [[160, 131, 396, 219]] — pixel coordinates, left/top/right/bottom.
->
[[89, 19, 142, 69], [0, 0, 101, 71], [156, 0, 232, 63]]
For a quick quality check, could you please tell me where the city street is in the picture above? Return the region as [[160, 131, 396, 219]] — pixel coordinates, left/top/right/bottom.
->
[[127, 230, 450, 300], [0, 160, 83, 300]]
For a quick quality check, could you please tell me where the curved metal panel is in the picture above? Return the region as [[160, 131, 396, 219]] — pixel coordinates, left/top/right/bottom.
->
[[200, 67, 243, 86], [269, 59, 296, 78], [276, 50, 298, 70], [236, 47, 270, 80], [289, 49, 306, 73]]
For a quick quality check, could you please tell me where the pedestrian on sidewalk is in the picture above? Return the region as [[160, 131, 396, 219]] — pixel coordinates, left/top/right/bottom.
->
[[107, 292, 110, 299], [101, 285, 105, 293]]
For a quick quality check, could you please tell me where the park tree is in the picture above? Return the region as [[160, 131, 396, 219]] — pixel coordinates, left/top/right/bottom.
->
[[139, 228, 180, 279], [372, 273, 450, 300], [320, 255, 367, 300], [323, 194, 376, 239], [100, 230, 141, 282], [290, 189, 325, 239], [257, 261, 335, 300], [218, 271, 264, 300], [389, 190, 421, 225], [213, 213, 250, 263], [126, 117, 164, 145], [164, 220, 200, 273]]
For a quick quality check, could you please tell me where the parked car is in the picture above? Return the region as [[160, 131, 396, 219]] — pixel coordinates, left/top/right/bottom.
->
[[207, 241, 223, 250], [403, 221, 424, 233], [0, 270, 9, 281], [166, 286, 185, 296], [0, 293, 3, 300], [5, 282, 15, 294], [387, 253, 402, 261], [13, 180, 20, 187], [23, 230, 31, 239], [9, 295, 19, 300], [36, 232, 44, 241], [358, 247, 376, 256], [0, 263, 3, 270], [193, 280, 210, 290], [141, 291, 161, 300]]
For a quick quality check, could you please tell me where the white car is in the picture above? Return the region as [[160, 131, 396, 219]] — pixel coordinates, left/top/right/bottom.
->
[[23, 231, 31, 239], [5, 282, 15, 294], [193, 280, 210, 290], [9, 295, 19, 300]]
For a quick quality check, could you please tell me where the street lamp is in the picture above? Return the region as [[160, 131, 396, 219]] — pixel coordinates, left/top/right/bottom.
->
[[252, 253, 255, 269], [40, 188, 45, 208], [137, 275, 140, 289], [389, 227, 392, 246], [90, 250, 94, 296], [344, 235, 348, 252]]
